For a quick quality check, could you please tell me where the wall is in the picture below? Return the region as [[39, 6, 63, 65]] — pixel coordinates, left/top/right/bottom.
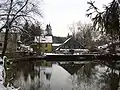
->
[[31, 43, 52, 53]]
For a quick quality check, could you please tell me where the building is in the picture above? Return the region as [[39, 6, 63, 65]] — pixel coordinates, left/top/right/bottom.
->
[[52, 36, 66, 52], [31, 24, 53, 53], [32, 35, 53, 53], [52, 43, 61, 52], [0, 32, 20, 53], [56, 36, 89, 54]]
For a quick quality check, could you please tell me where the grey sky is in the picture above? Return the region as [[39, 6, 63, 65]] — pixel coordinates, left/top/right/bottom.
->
[[42, 0, 112, 36]]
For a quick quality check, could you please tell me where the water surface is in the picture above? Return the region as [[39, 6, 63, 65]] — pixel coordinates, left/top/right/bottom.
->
[[0, 60, 120, 90]]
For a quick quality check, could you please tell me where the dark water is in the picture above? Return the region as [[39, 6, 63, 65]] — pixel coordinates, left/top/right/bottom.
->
[[0, 59, 120, 90]]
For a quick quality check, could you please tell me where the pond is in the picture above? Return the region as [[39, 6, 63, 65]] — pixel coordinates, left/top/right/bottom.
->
[[0, 59, 120, 90]]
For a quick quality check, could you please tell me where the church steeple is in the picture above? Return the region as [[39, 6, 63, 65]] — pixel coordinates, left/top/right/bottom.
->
[[45, 24, 52, 36]]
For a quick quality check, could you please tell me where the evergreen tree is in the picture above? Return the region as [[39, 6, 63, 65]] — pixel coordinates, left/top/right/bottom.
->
[[87, 0, 119, 41]]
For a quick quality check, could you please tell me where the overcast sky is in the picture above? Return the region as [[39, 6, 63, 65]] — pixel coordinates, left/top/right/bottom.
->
[[41, 0, 112, 37]]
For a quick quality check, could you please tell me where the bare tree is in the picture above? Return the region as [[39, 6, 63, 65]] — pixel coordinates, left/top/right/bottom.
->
[[69, 22, 97, 49], [0, 0, 42, 58]]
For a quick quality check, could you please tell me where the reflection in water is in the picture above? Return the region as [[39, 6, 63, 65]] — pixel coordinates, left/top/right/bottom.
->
[[59, 62, 120, 90], [0, 60, 120, 90], [58, 62, 84, 75]]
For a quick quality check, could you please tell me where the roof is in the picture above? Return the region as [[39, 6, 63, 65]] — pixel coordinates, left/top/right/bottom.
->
[[34, 36, 53, 43], [53, 36, 66, 43], [52, 43, 61, 47], [56, 37, 85, 51]]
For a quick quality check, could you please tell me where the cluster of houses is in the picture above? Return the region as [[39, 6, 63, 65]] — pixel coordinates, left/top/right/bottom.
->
[[0, 24, 54, 54], [1, 24, 119, 56], [0, 24, 89, 55]]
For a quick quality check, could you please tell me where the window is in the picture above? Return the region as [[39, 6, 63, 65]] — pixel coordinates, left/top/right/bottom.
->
[[45, 44, 47, 47], [45, 49, 48, 52], [41, 40, 45, 41], [0, 43, 2, 47]]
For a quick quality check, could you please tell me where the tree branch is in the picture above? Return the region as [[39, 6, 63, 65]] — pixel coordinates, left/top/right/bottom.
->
[[14, 0, 29, 17]]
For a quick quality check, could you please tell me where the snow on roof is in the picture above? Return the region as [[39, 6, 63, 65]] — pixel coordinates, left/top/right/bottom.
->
[[56, 37, 72, 51], [34, 36, 53, 43], [52, 43, 61, 47]]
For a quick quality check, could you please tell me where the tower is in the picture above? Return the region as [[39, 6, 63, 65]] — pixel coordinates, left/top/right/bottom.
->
[[45, 24, 52, 36]]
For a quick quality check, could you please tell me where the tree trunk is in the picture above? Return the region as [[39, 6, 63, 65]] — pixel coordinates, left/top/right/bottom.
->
[[110, 71, 120, 90], [116, 71, 120, 90], [2, 28, 9, 58]]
